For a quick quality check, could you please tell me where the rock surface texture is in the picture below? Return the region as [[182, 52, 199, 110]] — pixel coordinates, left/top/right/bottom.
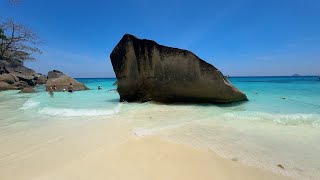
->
[[35, 75, 47, 85], [0, 60, 46, 90], [45, 70, 89, 91], [0, 73, 18, 84], [0, 81, 17, 90], [110, 34, 247, 103]]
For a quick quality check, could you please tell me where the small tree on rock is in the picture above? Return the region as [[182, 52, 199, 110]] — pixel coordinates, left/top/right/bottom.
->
[[0, 19, 41, 64]]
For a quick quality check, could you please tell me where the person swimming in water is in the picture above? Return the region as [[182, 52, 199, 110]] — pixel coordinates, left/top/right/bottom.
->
[[68, 83, 73, 92], [98, 85, 102, 90], [48, 86, 54, 96]]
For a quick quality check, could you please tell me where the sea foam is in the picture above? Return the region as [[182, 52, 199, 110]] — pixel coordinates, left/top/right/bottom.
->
[[39, 104, 122, 117], [224, 111, 320, 127], [20, 99, 40, 110]]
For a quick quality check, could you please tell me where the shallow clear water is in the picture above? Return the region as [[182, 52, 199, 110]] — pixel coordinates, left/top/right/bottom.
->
[[233, 76, 320, 114], [0, 76, 320, 179]]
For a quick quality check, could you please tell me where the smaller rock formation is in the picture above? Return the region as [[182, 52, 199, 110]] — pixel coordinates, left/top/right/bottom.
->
[[45, 70, 89, 91], [0, 60, 40, 90], [0, 74, 19, 84], [1, 60, 37, 85], [0, 60, 83, 92], [0, 81, 17, 90], [19, 87, 35, 93], [35, 75, 47, 85], [13, 81, 29, 89], [14, 74, 35, 86]]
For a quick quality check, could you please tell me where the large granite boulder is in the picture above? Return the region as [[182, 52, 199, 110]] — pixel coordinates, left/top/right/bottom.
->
[[110, 34, 247, 103], [45, 70, 89, 91]]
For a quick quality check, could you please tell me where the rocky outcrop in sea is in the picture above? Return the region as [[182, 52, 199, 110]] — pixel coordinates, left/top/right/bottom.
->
[[45, 70, 89, 91], [0, 60, 44, 92], [0, 60, 88, 93]]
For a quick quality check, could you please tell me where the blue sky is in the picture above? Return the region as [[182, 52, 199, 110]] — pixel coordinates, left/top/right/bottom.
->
[[1, 0, 319, 77]]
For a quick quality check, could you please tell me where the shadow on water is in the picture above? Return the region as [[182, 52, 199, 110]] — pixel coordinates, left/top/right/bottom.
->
[[215, 101, 248, 107], [140, 99, 249, 108], [105, 98, 121, 103]]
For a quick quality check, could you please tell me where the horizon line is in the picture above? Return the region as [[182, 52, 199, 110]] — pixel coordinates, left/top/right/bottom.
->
[[74, 75, 319, 79]]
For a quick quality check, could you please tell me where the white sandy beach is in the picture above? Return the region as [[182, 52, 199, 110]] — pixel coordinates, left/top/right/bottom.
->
[[0, 103, 293, 180]]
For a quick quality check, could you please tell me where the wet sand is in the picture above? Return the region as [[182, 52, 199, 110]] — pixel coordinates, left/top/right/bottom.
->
[[29, 137, 291, 180]]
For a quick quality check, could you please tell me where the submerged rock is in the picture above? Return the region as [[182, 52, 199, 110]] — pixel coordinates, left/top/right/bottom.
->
[[277, 164, 285, 170], [110, 34, 247, 103], [19, 87, 35, 93], [45, 70, 89, 91]]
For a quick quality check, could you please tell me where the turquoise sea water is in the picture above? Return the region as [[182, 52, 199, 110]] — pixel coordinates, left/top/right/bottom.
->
[[0, 76, 320, 179]]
